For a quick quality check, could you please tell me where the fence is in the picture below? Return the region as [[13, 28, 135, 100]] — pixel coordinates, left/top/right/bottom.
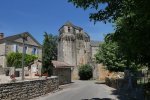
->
[[135, 69, 150, 100], [105, 69, 150, 100], [136, 69, 150, 84]]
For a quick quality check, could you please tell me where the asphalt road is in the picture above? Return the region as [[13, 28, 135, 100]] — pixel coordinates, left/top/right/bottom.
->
[[34, 80, 118, 100]]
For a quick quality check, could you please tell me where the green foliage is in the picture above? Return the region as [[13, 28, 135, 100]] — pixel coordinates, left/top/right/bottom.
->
[[95, 34, 126, 72], [78, 64, 93, 80], [42, 32, 58, 76], [69, 0, 150, 69], [95, 34, 139, 72], [68, 0, 135, 23], [7, 52, 37, 68], [114, 11, 150, 67]]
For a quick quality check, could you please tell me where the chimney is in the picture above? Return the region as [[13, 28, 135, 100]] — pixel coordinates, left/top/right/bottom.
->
[[0, 33, 4, 39]]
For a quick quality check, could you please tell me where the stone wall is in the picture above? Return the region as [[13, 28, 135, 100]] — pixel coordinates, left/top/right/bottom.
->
[[0, 43, 6, 68], [53, 68, 71, 85], [0, 67, 4, 75], [91, 46, 99, 60], [0, 43, 5, 56], [0, 76, 59, 100], [97, 64, 109, 80]]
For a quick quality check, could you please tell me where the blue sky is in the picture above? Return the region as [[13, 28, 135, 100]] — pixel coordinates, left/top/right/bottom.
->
[[0, 0, 114, 43]]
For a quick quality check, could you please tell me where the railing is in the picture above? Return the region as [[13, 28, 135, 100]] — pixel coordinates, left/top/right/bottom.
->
[[105, 69, 150, 100], [136, 70, 150, 85], [135, 70, 150, 100]]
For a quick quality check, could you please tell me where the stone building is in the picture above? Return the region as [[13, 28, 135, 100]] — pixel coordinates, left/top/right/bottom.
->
[[0, 32, 42, 68], [52, 60, 73, 85], [91, 40, 101, 61], [58, 22, 100, 79]]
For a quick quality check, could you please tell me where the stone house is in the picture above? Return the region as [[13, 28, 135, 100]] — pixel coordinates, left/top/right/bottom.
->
[[0, 32, 42, 68], [58, 22, 101, 79], [52, 60, 73, 85]]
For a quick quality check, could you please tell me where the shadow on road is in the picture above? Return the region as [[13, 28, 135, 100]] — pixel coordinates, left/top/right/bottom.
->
[[82, 98, 114, 100], [94, 82, 136, 100]]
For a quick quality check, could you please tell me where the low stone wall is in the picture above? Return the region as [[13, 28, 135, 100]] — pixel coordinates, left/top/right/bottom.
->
[[105, 77, 124, 89], [105, 72, 125, 88], [0, 76, 59, 100]]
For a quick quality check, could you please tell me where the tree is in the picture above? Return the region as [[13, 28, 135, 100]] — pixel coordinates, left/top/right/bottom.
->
[[95, 34, 138, 72], [42, 32, 58, 76], [95, 34, 126, 72], [69, 0, 150, 69], [113, 10, 150, 68], [68, 0, 136, 23], [7, 52, 37, 68]]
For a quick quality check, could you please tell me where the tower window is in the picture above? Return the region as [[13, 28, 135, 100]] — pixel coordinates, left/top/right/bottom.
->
[[68, 27, 71, 32], [84, 50, 86, 53]]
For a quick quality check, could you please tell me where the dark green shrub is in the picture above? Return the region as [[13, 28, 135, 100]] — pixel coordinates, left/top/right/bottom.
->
[[78, 64, 93, 80]]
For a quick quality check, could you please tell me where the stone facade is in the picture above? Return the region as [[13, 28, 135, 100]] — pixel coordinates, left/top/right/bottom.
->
[[0, 67, 4, 75], [58, 22, 101, 79], [0, 76, 59, 100], [53, 68, 71, 85], [0, 32, 42, 68], [90, 40, 101, 61], [0, 43, 6, 68], [58, 22, 91, 66], [52, 60, 73, 85]]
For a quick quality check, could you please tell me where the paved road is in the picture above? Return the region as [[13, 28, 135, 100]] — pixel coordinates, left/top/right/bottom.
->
[[35, 80, 118, 100]]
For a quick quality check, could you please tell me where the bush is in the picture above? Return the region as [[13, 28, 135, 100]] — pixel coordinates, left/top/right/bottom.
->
[[78, 64, 93, 80], [7, 52, 37, 68]]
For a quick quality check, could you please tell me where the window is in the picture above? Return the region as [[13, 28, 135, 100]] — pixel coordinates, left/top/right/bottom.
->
[[25, 46, 28, 54], [68, 27, 71, 32], [79, 30, 81, 33], [32, 47, 37, 55], [36, 49, 39, 55], [84, 50, 86, 53], [13, 44, 18, 52]]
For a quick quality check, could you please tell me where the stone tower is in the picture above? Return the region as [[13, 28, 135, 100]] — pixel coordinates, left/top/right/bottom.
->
[[58, 22, 91, 79]]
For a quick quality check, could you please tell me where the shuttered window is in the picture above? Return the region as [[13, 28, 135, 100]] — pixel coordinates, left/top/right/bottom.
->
[[13, 44, 18, 52], [32, 47, 37, 55], [25, 46, 28, 54]]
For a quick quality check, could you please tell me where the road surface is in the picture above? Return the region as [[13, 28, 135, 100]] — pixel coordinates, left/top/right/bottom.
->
[[34, 80, 118, 100]]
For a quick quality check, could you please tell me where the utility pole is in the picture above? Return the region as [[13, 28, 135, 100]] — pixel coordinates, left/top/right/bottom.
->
[[21, 32, 28, 80]]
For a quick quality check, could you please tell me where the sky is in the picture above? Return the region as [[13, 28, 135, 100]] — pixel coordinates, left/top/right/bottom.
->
[[0, 0, 114, 43]]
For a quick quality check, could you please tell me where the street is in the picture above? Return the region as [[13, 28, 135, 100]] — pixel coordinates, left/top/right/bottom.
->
[[34, 80, 118, 100]]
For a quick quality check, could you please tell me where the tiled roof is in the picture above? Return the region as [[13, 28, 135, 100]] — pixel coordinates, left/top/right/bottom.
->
[[90, 40, 102, 47], [0, 32, 42, 47], [52, 60, 74, 68]]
